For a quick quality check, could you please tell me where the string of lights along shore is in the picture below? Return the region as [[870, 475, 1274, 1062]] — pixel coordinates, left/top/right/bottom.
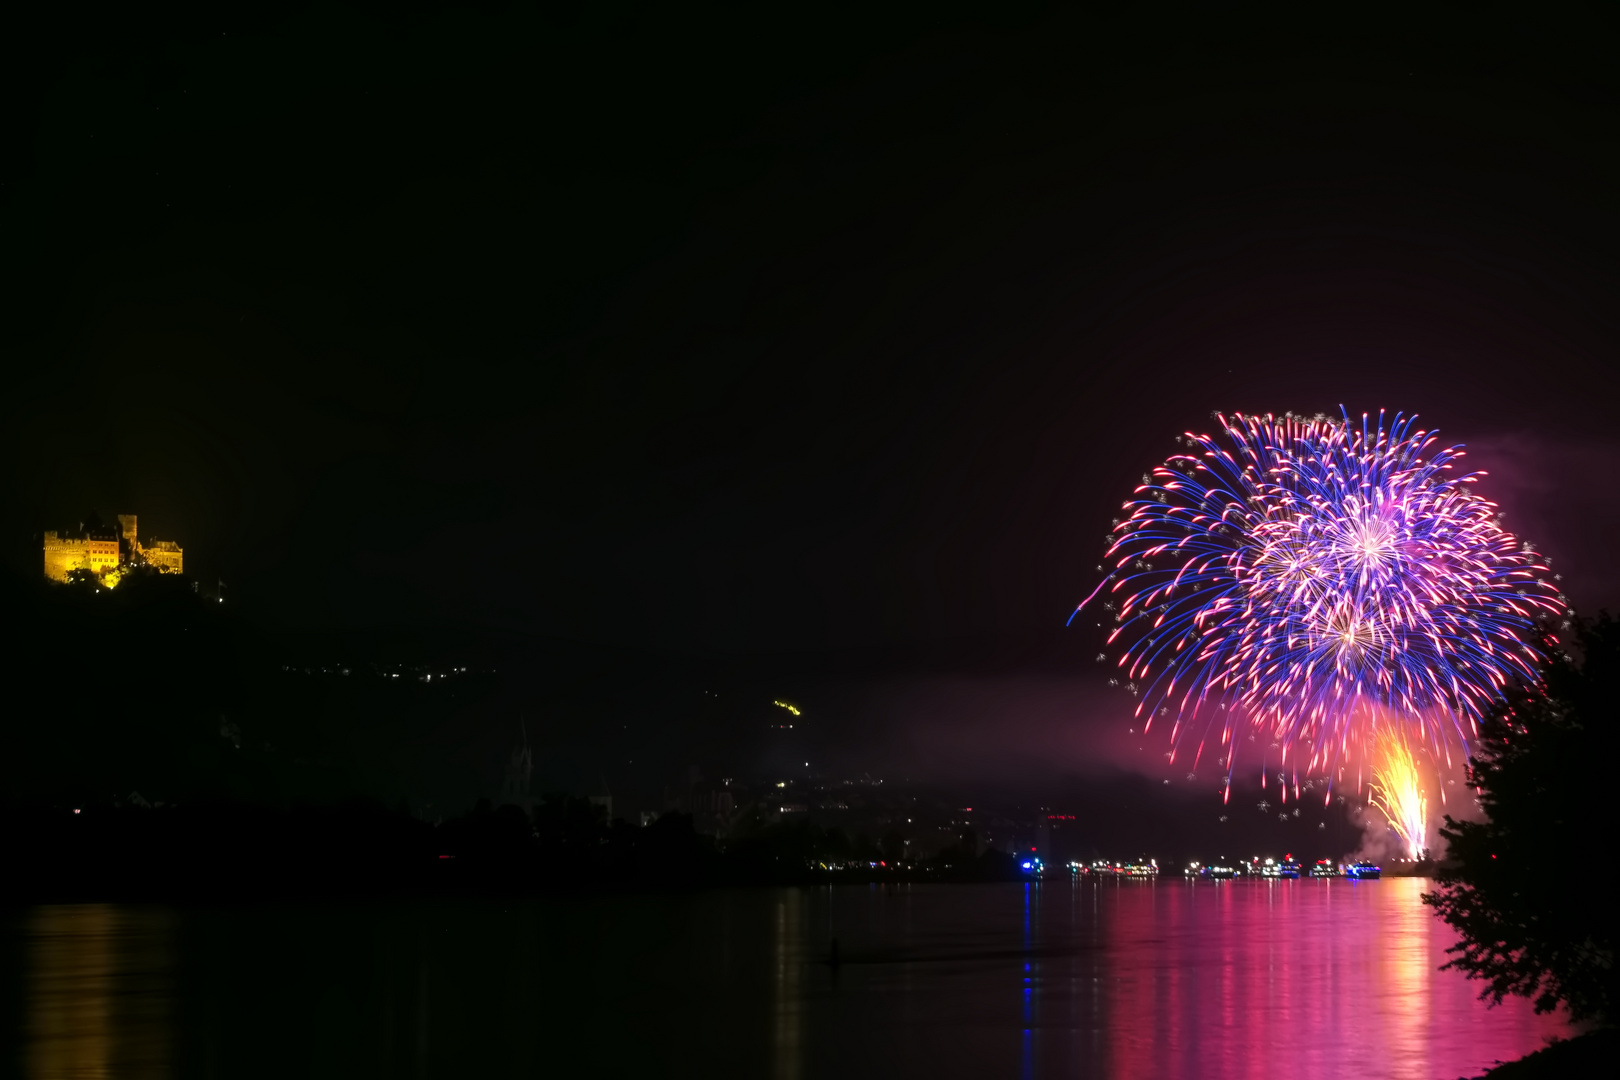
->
[[1073, 409, 1568, 851]]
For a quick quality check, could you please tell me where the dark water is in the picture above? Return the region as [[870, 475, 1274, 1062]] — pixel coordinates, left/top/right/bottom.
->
[[2, 878, 1569, 1079]]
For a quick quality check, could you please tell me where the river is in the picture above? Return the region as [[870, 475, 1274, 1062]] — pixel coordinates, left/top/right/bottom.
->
[[5, 877, 1569, 1078]]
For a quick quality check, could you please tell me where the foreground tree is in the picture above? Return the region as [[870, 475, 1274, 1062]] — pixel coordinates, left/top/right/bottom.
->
[[1423, 617, 1620, 1024]]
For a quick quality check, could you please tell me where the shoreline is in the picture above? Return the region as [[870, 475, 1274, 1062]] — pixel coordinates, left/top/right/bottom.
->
[[1467, 1028, 1615, 1079]]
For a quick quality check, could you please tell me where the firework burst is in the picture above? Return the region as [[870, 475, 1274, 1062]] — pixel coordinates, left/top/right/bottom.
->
[[1074, 409, 1561, 795]]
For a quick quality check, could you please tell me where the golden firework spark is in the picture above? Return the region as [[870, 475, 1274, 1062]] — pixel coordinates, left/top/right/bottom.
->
[[1369, 727, 1429, 859]]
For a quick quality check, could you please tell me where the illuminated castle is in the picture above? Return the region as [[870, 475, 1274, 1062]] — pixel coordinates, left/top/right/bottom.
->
[[42, 514, 183, 585]]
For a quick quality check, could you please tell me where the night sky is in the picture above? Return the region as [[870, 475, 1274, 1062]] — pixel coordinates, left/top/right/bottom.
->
[[6, 4, 1620, 829]]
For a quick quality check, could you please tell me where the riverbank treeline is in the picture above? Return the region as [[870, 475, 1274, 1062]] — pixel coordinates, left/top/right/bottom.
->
[[0, 795, 1024, 903]]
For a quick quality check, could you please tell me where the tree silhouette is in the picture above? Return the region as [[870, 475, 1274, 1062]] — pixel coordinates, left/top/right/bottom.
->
[[1423, 617, 1620, 1024]]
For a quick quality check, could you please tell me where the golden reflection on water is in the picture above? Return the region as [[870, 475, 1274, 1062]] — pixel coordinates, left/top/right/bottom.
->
[[26, 904, 173, 1080], [772, 889, 804, 1080], [1379, 878, 1435, 1077]]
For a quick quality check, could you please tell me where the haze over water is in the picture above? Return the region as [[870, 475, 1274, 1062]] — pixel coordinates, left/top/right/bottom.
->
[[10, 878, 1567, 1078]]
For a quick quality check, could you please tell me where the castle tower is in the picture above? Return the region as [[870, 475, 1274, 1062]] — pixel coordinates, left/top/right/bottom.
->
[[116, 514, 137, 550]]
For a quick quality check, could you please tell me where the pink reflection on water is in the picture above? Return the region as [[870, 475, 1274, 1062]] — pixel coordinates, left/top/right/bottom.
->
[[1098, 877, 1568, 1080]]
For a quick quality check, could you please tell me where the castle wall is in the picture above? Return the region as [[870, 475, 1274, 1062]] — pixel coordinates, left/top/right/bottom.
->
[[141, 541, 183, 575], [41, 534, 88, 582]]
